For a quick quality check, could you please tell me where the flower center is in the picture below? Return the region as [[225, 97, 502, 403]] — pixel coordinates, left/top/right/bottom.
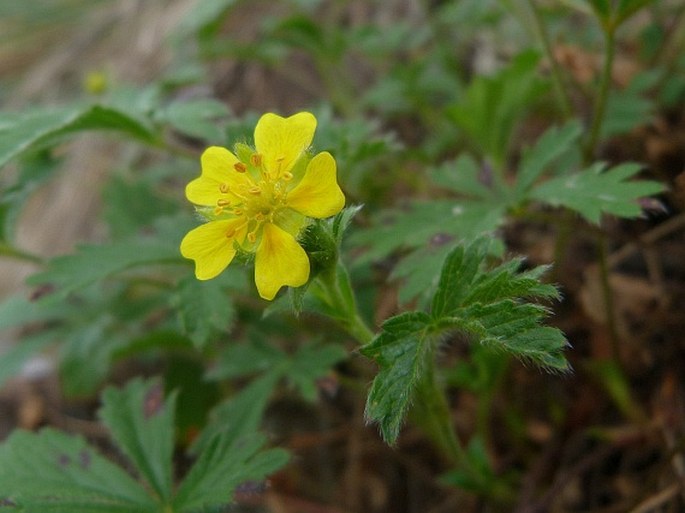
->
[[215, 153, 294, 244]]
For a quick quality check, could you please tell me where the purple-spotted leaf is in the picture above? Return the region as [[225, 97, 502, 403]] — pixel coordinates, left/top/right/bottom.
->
[[0, 428, 157, 512]]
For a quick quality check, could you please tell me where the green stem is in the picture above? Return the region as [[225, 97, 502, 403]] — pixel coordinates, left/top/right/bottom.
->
[[525, 0, 573, 119], [584, 26, 616, 161], [413, 365, 472, 469], [319, 265, 374, 345], [596, 232, 620, 359], [0, 242, 44, 264]]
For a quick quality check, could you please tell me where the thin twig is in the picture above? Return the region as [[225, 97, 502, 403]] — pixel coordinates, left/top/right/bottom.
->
[[628, 482, 682, 513], [608, 212, 685, 268]]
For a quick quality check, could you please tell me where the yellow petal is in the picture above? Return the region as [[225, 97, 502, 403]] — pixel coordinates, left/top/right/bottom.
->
[[254, 112, 316, 177], [287, 151, 345, 218], [180, 219, 246, 280], [254, 223, 310, 300], [186, 146, 250, 206]]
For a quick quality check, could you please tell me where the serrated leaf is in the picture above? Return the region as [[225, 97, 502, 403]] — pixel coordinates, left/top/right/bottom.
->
[[59, 321, 124, 397], [206, 339, 285, 381], [98, 378, 176, 503], [0, 295, 69, 330], [162, 98, 230, 142], [173, 275, 235, 349], [190, 372, 280, 455], [360, 312, 433, 443], [350, 200, 506, 265], [430, 154, 492, 199], [173, 432, 289, 512], [286, 343, 347, 401], [531, 162, 664, 224], [102, 175, 177, 239], [429, 240, 568, 371], [27, 239, 181, 299], [449, 51, 548, 165], [515, 121, 583, 196], [431, 239, 491, 319], [0, 428, 156, 513], [0, 105, 156, 169]]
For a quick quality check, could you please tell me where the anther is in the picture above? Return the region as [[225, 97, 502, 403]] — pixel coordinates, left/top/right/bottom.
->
[[282, 171, 293, 181], [249, 186, 261, 195], [250, 153, 262, 167], [226, 228, 236, 238], [247, 232, 257, 243], [217, 199, 231, 207], [232, 208, 243, 216], [234, 162, 247, 173], [219, 183, 230, 193]]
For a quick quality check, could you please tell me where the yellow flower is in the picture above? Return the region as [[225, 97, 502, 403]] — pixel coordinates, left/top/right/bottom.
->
[[180, 112, 345, 300]]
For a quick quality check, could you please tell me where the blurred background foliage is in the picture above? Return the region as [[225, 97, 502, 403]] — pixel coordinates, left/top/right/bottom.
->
[[1, 0, 685, 512]]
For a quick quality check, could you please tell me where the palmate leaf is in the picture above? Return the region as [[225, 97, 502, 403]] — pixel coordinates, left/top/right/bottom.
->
[[0, 377, 288, 512], [172, 433, 289, 513], [99, 379, 176, 503], [530, 162, 664, 224], [513, 120, 583, 198], [0, 428, 157, 513], [362, 239, 569, 443]]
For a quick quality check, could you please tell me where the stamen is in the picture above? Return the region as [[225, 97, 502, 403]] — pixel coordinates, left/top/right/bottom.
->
[[226, 228, 236, 238], [219, 183, 230, 193], [232, 208, 243, 216], [214, 207, 224, 215], [217, 199, 231, 207], [234, 162, 247, 173], [249, 186, 262, 195], [254, 213, 265, 221], [247, 231, 257, 243], [250, 153, 262, 167], [282, 171, 293, 181]]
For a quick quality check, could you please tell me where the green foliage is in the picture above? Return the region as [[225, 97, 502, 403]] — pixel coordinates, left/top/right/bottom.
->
[[99, 379, 176, 502], [172, 275, 235, 349], [0, 105, 156, 170], [0, 0, 673, 506], [208, 337, 347, 402], [0, 378, 288, 512], [158, 98, 231, 143], [27, 240, 179, 299], [448, 51, 548, 166], [362, 239, 568, 443], [530, 162, 664, 224]]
